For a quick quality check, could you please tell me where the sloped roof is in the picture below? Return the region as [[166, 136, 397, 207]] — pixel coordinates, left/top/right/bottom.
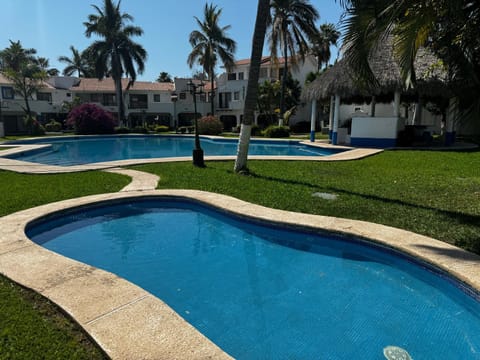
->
[[303, 36, 450, 102], [0, 73, 55, 90], [70, 78, 174, 92]]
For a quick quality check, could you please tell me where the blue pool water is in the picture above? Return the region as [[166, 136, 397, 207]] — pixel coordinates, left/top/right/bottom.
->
[[4, 135, 342, 166], [28, 199, 480, 359]]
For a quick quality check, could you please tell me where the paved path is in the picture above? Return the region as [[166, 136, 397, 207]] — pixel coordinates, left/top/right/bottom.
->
[[103, 168, 160, 192]]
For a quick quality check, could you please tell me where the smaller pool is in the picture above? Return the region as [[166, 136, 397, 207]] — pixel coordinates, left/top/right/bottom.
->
[[3, 135, 344, 166], [27, 197, 480, 359]]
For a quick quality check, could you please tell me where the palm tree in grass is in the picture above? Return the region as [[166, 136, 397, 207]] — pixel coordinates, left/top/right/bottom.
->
[[84, 0, 147, 125], [268, 0, 319, 123], [187, 3, 237, 115], [58, 46, 91, 77], [234, 0, 270, 173], [311, 23, 340, 71]]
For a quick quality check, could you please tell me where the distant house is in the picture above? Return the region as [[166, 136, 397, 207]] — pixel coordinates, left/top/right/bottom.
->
[[215, 55, 318, 131]]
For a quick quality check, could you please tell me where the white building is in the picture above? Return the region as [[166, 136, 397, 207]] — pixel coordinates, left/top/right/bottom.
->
[[215, 55, 318, 131]]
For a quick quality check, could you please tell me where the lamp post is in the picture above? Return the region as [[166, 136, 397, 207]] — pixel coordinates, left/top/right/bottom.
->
[[187, 80, 205, 167]]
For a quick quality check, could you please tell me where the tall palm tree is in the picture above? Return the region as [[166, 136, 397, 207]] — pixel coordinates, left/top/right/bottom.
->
[[234, 0, 270, 173], [58, 46, 91, 77], [35, 57, 59, 76], [187, 3, 237, 115], [0, 40, 36, 72], [311, 23, 340, 71], [268, 0, 319, 121], [84, 0, 147, 124]]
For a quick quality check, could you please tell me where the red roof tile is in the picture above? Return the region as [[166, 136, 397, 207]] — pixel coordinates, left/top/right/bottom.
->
[[70, 78, 174, 92]]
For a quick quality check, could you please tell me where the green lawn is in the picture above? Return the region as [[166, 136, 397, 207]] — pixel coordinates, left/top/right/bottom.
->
[[0, 171, 130, 359], [0, 149, 479, 357]]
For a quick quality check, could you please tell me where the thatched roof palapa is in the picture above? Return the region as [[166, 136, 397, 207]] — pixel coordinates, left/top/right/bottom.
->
[[303, 36, 450, 103]]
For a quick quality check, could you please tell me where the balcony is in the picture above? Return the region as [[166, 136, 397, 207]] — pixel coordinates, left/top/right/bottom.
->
[[128, 101, 148, 109]]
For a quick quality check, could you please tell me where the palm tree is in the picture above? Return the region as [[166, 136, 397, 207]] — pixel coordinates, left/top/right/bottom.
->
[[234, 0, 270, 173], [156, 71, 172, 83], [0, 40, 36, 72], [311, 23, 340, 71], [35, 57, 59, 76], [58, 46, 91, 77], [268, 0, 319, 122], [187, 3, 237, 115], [84, 0, 147, 124]]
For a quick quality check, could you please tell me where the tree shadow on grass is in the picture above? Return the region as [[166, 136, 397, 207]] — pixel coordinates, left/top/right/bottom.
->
[[247, 170, 480, 229]]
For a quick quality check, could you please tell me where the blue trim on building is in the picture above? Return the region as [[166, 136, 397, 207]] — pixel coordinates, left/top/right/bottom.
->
[[350, 137, 396, 148], [329, 130, 333, 140], [332, 132, 338, 145], [310, 130, 315, 142]]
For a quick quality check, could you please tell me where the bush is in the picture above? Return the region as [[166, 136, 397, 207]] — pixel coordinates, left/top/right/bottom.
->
[[197, 115, 223, 135], [177, 126, 194, 134], [115, 126, 131, 134], [263, 125, 290, 138], [131, 126, 149, 134], [66, 104, 117, 135], [290, 121, 310, 133], [154, 125, 170, 133], [44, 120, 63, 132]]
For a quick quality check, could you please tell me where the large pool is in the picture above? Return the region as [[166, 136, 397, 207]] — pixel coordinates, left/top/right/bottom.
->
[[4, 135, 343, 166], [27, 198, 480, 359]]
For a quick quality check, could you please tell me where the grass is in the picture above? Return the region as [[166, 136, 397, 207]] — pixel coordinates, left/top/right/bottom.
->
[[0, 170, 130, 359], [131, 149, 480, 254], [0, 148, 479, 357]]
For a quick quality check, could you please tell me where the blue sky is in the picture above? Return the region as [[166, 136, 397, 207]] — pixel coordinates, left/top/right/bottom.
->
[[1, 0, 344, 81]]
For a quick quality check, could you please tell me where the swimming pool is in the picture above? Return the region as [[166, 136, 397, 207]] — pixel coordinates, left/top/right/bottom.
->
[[27, 197, 480, 359], [4, 135, 344, 166]]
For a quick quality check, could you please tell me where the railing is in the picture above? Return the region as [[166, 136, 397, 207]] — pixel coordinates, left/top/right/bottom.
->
[[128, 102, 148, 109]]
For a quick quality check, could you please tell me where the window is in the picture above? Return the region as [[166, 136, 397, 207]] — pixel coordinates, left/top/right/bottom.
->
[[238, 72, 244, 80], [259, 67, 268, 78], [90, 93, 101, 102], [129, 94, 148, 109], [219, 92, 232, 108], [233, 91, 240, 101], [179, 92, 186, 100], [153, 94, 161, 102], [37, 92, 52, 102], [227, 73, 237, 81], [1, 86, 14, 99], [102, 93, 116, 106], [66, 93, 71, 97]]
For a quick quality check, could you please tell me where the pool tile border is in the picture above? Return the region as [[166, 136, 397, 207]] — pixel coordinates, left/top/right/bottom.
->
[[1, 189, 479, 359]]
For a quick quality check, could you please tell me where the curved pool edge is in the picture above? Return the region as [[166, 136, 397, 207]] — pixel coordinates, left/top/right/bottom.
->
[[0, 135, 381, 174], [1, 189, 479, 359]]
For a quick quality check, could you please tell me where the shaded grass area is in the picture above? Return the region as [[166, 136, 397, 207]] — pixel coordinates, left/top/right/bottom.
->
[[132, 150, 480, 254], [0, 170, 130, 359]]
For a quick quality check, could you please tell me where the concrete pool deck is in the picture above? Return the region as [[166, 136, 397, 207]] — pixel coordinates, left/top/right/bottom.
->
[[0, 186, 479, 359]]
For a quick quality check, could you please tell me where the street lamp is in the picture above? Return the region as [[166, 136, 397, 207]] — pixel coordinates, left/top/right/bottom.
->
[[187, 80, 205, 167]]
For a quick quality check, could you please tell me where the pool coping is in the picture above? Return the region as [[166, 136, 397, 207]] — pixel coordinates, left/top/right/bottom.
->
[[0, 189, 479, 359], [0, 135, 382, 173]]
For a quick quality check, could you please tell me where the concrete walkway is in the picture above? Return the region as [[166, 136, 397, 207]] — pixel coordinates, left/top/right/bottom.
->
[[103, 168, 160, 192]]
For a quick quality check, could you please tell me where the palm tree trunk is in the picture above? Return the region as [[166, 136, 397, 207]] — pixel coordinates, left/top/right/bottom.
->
[[279, 26, 288, 126], [234, 0, 270, 173], [210, 72, 215, 115]]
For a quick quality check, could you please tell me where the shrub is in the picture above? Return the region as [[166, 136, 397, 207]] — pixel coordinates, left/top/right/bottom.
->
[[263, 125, 290, 138], [44, 120, 63, 132], [177, 126, 194, 134], [197, 115, 223, 135], [154, 125, 170, 133], [115, 126, 131, 134], [66, 103, 117, 135], [131, 126, 149, 134], [290, 121, 310, 133]]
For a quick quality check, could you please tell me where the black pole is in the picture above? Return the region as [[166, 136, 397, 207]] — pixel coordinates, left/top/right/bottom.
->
[[190, 81, 205, 167]]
